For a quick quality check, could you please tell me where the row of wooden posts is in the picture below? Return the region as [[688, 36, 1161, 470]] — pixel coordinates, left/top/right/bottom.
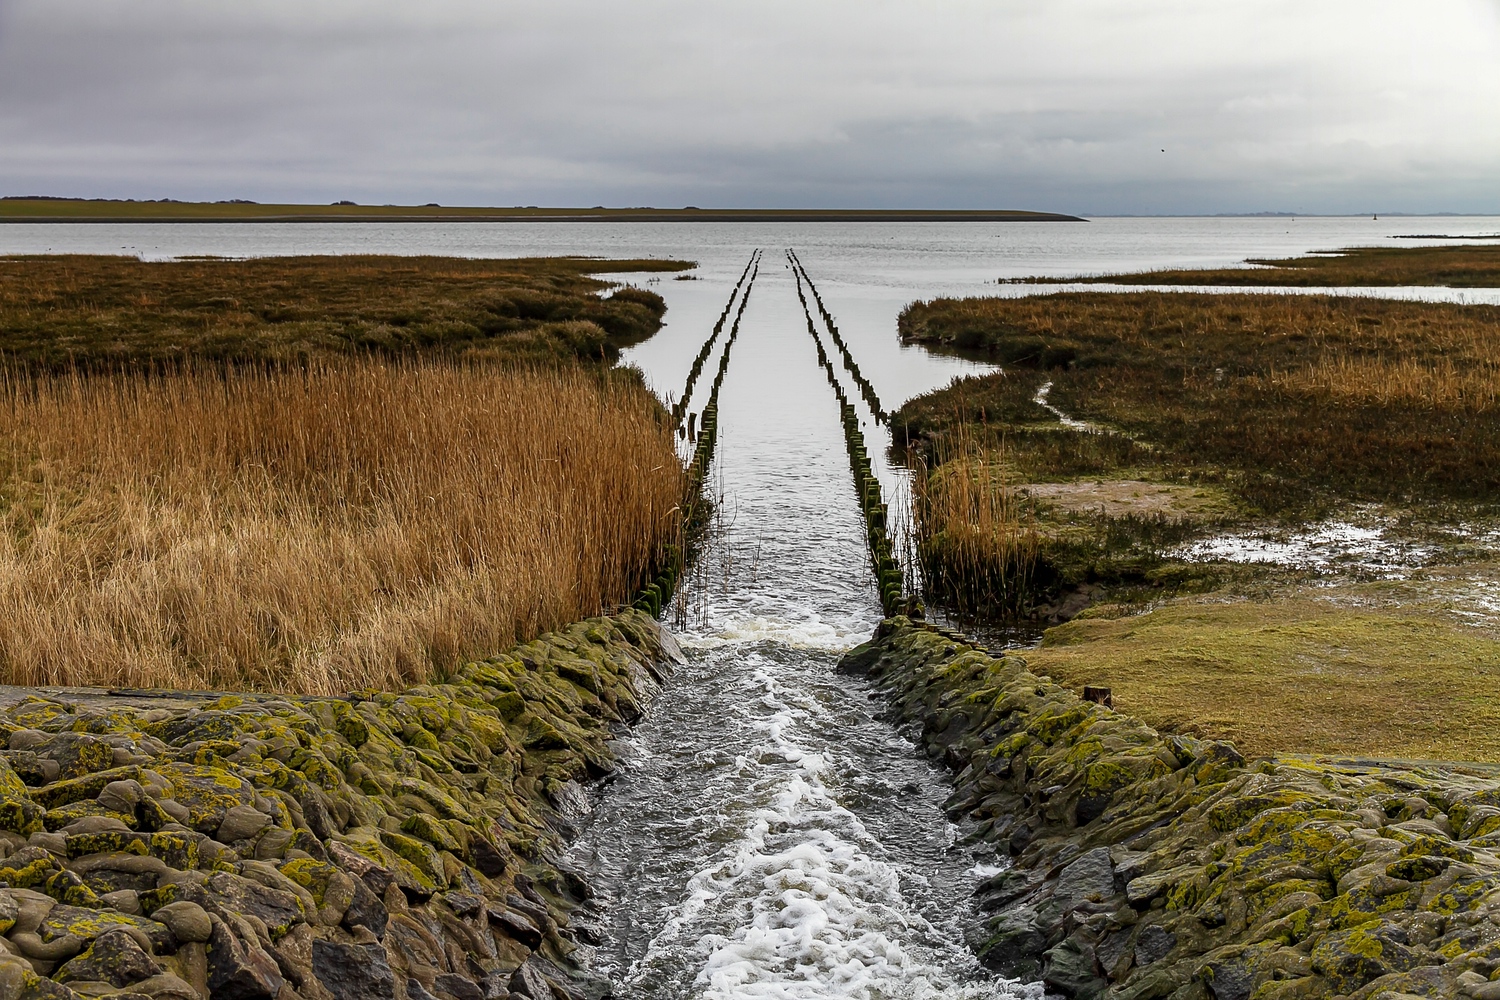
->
[[786, 248, 887, 423], [787, 250, 913, 619], [634, 251, 761, 618], [669, 251, 760, 430]]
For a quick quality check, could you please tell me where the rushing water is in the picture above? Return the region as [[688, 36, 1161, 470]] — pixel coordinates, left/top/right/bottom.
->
[[564, 259, 1040, 999], [6, 216, 1500, 996]]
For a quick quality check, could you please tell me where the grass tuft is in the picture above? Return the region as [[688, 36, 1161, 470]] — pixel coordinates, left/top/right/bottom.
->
[[911, 426, 1043, 615]]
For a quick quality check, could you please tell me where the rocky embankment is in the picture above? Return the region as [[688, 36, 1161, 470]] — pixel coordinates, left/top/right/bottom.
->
[[841, 618, 1500, 1000], [0, 610, 679, 1000]]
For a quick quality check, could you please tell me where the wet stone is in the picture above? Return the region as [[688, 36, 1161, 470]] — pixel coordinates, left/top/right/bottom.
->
[[310, 940, 395, 1000], [0, 611, 677, 1000], [93, 781, 144, 816], [340, 877, 388, 939], [431, 972, 483, 1000], [150, 902, 210, 944], [215, 806, 271, 844], [506, 961, 551, 1000], [205, 916, 283, 1000], [53, 930, 162, 988], [1054, 847, 1119, 911], [1043, 936, 1106, 1000], [1134, 924, 1176, 966]]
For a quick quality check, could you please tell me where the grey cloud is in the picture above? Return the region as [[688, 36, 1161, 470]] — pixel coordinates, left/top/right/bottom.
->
[[0, 0, 1496, 213]]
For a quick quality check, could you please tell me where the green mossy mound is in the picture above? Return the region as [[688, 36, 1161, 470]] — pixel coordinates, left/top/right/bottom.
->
[[0, 610, 678, 1000], [843, 617, 1500, 1000]]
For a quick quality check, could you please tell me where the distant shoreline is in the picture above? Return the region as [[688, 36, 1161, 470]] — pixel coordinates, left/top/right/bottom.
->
[[0, 200, 1084, 224]]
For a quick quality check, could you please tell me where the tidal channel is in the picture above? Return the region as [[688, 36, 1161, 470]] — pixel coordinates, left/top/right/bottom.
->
[[568, 255, 1041, 999]]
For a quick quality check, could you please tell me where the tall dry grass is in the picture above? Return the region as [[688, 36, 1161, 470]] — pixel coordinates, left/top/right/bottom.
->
[[0, 359, 683, 694], [1268, 352, 1500, 412], [912, 425, 1043, 614]]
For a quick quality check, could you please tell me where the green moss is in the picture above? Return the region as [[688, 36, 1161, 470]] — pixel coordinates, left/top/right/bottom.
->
[[1248, 879, 1329, 917], [1429, 876, 1500, 915], [1322, 883, 1420, 928], [44, 871, 100, 908], [0, 797, 44, 836], [379, 831, 444, 889], [0, 853, 57, 888], [1081, 760, 1138, 797], [148, 832, 197, 870], [1385, 856, 1450, 881], [1024, 704, 1094, 745], [1214, 794, 1317, 836], [400, 813, 466, 855], [155, 762, 254, 833], [30, 767, 140, 809], [39, 907, 159, 944], [278, 858, 339, 906], [62, 830, 148, 858]]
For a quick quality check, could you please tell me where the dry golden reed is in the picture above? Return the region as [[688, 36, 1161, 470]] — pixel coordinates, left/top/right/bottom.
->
[[1267, 351, 1500, 411], [912, 424, 1042, 613], [0, 359, 683, 694]]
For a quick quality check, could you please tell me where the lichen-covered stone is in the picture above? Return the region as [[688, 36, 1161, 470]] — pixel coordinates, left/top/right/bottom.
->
[[841, 617, 1500, 1000], [53, 928, 162, 987], [0, 611, 677, 1000]]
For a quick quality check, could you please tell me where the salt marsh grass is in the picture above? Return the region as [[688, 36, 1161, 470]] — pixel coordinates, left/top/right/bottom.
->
[[911, 426, 1043, 615]]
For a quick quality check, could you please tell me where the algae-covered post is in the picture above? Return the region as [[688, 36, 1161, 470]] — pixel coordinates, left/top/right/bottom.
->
[[787, 250, 910, 618], [634, 252, 761, 621]]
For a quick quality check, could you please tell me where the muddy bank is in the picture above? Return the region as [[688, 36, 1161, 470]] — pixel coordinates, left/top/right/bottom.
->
[[841, 617, 1500, 1000], [0, 610, 679, 1000]]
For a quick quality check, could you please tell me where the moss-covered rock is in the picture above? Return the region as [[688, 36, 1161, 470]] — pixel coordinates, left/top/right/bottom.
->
[[0, 609, 678, 1000], [841, 616, 1500, 1000]]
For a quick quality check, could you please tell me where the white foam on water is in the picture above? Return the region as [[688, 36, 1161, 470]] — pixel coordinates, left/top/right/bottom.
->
[[618, 656, 1038, 1000], [678, 612, 871, 654]]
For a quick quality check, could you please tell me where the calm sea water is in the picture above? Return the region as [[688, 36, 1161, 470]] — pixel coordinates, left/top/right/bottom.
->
[[8, 217, 1498, 998]]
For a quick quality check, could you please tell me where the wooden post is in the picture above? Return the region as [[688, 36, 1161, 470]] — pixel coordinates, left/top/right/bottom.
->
[[1082, 686, 1113, 708]]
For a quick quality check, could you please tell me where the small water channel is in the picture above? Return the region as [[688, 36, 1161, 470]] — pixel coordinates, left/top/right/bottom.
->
[[569, 258, 1038, 999]]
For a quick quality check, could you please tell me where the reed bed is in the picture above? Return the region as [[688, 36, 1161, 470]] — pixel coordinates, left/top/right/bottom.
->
[[0, 359, 683, 694], [911, 426, 1043, 615], [1267, 352, 1500, 412]]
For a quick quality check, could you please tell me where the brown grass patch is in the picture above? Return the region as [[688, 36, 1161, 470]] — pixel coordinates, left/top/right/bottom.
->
[[898, 292, 1500, 506], [0, 254, 688, 367], [1014, 243, 1500, 287], [0, 359, 683, 694], [1018, 480, 1229, 520]]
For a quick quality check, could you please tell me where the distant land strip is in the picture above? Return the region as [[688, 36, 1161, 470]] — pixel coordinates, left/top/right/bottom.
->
[[0, 198, 1084, 224]]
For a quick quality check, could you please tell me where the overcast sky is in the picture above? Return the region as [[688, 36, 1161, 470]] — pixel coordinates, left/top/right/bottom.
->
[[1, 1, 1497, 215]]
